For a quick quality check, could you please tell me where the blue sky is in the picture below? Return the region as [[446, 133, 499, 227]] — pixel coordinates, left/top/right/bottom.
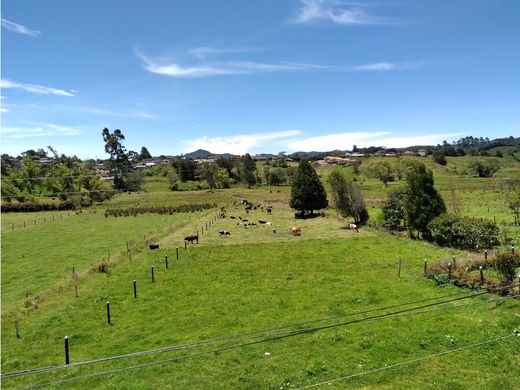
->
[[1, 0, 519, 158]]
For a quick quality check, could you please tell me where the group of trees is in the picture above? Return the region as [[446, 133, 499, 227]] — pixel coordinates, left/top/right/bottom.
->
[[381, 162, 446, 238], [1, 151, 109, 206], [289, 159, 368, 224]]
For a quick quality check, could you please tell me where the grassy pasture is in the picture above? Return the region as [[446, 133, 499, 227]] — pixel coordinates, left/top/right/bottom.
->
[[2, 230, 519, 389], [2, 158, 520, 389]]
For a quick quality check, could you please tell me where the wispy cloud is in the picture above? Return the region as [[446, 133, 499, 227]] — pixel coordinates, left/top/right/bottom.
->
[[288, 131, 462, 151], [294, 0, 390, 25], [1, 79, 76, 97], [188, 46, 267, 61], [1, 123, 84, 139], [1, 18, 41, 37], [137, 49, 419, 78], [137, 50, 328, 78], [183, 130, 302, 155]]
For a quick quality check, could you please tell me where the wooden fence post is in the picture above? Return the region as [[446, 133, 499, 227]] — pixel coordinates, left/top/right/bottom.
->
[[397, 259, 402, 278], [15, 320, 20, 338], [133, 280, 137, 298], [423, 259, 427, 276]]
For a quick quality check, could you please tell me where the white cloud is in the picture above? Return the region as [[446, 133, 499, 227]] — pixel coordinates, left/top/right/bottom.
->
[[137, 49, 414, 78], [1, 123, 83, 139], [1, 79, 76, 97], [188, 46, 266, 61], [294, 0, 388, 25], [288, 131, 462, 151], [183, 130, 302, 155], [137, 49, 329, 78], [1, 18, 41, 37], [350, 62, 397, 71]]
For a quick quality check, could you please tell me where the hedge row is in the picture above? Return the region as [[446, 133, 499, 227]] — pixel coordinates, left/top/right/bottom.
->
[[104, 203, 217, 217], [1, 200, 76, 212]]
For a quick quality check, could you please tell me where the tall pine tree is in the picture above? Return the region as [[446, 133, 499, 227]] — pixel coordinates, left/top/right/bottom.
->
[[405, 162, 446, 238], [290, 158, 328, 217]]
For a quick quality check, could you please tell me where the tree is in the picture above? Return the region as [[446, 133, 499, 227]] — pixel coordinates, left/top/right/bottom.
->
[[173, 159, 197, 182], [363, 160, 393, 186], [471, 159, 500, 177], [508, 186, 520, 225], [102, 128, 134, 190], [381, 189, 407, 230], [328, 168, 368, 225], [139, 146, 152, 160], [198, 162, 218, 191], [241, 154, 256, 188], [405, 162, 446, 238], [290, 158, 328, 216], [433, 152, 447, 166]]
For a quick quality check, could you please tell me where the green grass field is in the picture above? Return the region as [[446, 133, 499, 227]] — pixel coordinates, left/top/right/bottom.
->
[[1, 159, 519, 389]]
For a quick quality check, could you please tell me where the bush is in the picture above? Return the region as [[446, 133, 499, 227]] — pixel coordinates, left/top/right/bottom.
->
[[428, 213, 500, 250], [433, 153, 447, 166], [494, 253, 520, 281], [471, 159, 500, 177]]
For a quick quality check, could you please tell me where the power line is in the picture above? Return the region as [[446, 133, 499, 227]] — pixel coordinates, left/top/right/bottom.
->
[[294, 333, 517, 389], [22, 296, 518, 389], [9, 293, 518, 388], [0, 288, 487, 379]]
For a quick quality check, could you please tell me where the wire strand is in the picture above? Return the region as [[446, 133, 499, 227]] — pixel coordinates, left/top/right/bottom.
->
[[294, 333, 517, 389], [0, 287, 489, 379], [14, 294, 518, 388]]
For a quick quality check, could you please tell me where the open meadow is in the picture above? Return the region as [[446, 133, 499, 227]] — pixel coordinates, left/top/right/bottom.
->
[[1, 161, 519, 389]]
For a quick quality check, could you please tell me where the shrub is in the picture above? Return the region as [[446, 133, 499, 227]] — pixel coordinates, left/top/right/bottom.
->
[[494, 253, 520, 281], [428, 213, 500, 250]]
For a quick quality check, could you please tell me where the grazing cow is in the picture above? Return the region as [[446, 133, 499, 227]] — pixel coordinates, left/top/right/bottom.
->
[[349, 223, 359, 232], [289, 226, 301, 236], [148, 243, 160, 250], [184, 234, 199, 244], [219, 230, 231, 236], [230, 216, 236, 219], [258, 220, 267, 224]]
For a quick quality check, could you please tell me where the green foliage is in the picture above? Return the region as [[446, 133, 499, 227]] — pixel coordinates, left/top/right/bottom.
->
[[507, 186, 520, 225], [433, 152, 447, 166], [493, 253, 520, 281], [241, 153, 257, 188], [264, 166, 287, 186], [363, 160, 393, 186], [328, 168, 368, 224], [381, 189, 407, 230], [290, 158, 328, 216], [104, 203, 215, 217], [470, 159, 500, 177], [139, 146, 152, 160], [102, 128, 136, 190], [428, 213, 500, 250], [405, 162, 446, 237], [172, 159, 197, 181]]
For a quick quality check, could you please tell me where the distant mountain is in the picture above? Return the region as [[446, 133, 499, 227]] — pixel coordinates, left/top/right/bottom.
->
[[184, 149, 211, 159], [212, 153, 235, 159]]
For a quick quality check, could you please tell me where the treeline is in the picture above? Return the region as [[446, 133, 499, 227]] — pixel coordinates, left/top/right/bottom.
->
[[162, 154, 297, 191], [1, 153, 113, 209], [104, 203, 216, 217]]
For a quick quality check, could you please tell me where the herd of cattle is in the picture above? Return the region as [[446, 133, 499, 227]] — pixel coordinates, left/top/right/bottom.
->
[[182, 198, 358, 244]]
